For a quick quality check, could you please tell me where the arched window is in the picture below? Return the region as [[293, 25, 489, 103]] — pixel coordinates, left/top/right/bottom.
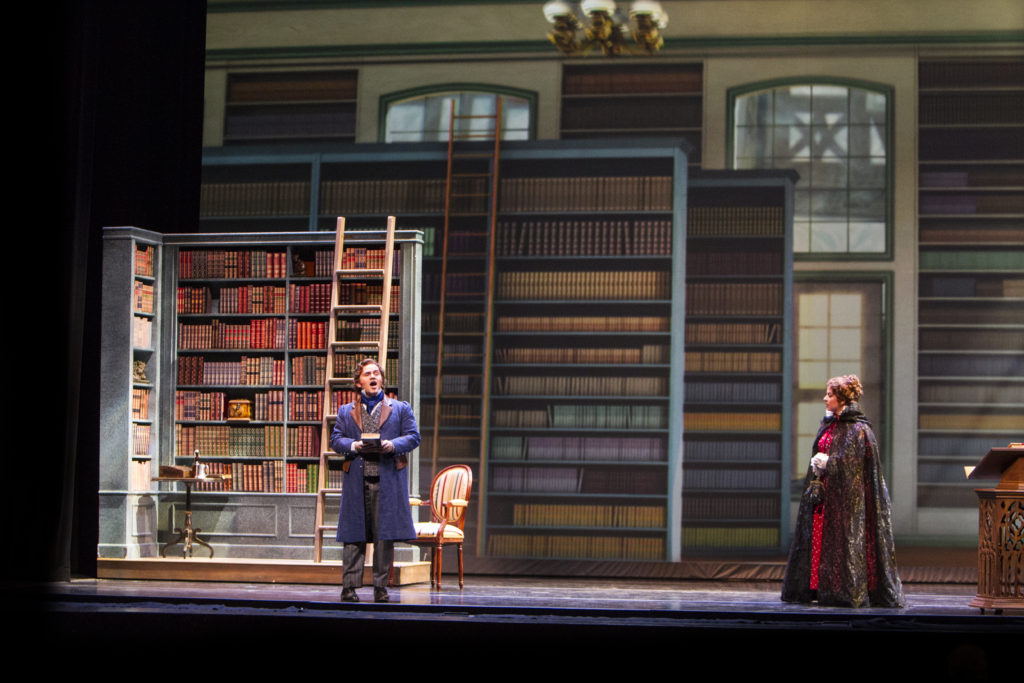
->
[[382, 87, 534, 143], [731, 81, 891, 256]]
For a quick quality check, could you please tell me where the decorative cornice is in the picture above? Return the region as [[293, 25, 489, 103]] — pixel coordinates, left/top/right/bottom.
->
[[205, 31, 1024, 63]]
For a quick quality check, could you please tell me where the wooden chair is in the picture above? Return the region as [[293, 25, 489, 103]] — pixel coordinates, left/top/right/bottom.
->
[[409, 464, 473, 589]]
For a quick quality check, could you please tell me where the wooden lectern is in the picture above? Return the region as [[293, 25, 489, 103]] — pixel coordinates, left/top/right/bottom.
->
[[967, 445, 1024, 613]]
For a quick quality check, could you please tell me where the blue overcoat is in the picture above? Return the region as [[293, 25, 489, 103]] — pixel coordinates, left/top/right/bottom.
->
[[330, 395, 419, 543]]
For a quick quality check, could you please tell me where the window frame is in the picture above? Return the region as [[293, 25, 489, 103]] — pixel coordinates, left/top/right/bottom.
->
[[727, 78, 895, 261], [378, 83, 538, 143]]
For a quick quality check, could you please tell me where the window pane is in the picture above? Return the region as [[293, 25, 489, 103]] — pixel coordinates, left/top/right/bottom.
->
[[386, 92, 530, 142], [734, 84, 888, 254]]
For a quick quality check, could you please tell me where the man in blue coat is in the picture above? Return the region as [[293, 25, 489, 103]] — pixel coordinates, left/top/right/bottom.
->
[[331, 358, 419, 602]]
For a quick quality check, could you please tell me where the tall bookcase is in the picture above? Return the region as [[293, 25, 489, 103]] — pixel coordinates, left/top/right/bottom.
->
[[917, 59, 1024, 508], [192, 141, 798, 564], [99, 228, 164, 558], [483, 140, 687, 561], [100, 228, 422, 560], [682, 172, 796, 555]]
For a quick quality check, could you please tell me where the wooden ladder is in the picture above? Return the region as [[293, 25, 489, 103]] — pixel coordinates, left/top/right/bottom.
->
[[429, 97, 502, 553], [312, 215, 397, 562]]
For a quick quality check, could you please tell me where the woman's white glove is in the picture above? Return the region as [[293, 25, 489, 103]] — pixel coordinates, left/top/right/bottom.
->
[[811, 452, 829, 476]]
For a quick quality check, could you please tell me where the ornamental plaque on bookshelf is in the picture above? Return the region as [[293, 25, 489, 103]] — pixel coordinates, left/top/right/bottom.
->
[[133, 360, 149, 383], [228, 399, 253, 422]]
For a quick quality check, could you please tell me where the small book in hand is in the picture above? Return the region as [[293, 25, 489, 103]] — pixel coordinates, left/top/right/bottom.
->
[[361, 432, 382, 453]]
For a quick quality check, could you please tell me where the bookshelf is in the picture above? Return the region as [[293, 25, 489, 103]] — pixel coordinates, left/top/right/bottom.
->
[[560, 63, 703, 167], [484, 140, 688, 561], [682, 171, 796, 555], [917, 59, 1024, 508], [99, 228, 164, 558], [100, 228, 422, 560], [223, 71, 358, 146]]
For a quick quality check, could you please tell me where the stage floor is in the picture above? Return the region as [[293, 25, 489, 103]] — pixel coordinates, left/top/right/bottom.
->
[[20, 575, 1023, 675]]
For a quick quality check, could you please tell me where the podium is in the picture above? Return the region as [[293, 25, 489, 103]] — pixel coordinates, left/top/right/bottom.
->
[[967, 446, 1024, 613]]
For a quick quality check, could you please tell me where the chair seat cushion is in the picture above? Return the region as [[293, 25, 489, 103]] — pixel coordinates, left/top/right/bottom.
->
[[414, 522, 464, 540]]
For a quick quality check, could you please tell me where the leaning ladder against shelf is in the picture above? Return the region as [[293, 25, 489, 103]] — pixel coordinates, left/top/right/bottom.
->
[[429, 99, 502, 552], [313, 215, 397, 562]]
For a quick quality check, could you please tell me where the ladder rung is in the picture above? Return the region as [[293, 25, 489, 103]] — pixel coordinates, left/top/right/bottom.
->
[[337, 269, 386, 276], [318, 488, 342, 496], [333, 304, 384, 312], [317, 524, 339, 531], [327, 378, 354, 384], [451, 153, 495, 159], [333, 341, 380, 347]]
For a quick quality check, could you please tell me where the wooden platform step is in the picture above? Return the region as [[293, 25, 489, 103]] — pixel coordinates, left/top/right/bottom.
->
[[98, 557, 431, 586]]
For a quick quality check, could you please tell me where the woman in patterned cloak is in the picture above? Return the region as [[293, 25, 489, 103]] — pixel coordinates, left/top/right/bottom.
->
[[781, 374, 905, 607]]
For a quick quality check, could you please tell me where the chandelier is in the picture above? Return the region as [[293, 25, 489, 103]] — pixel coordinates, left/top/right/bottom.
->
[[543, 1, 668, 57]]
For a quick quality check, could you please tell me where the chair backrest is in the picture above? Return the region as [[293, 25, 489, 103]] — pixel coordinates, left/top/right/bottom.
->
[[430, 464, 473, 529]]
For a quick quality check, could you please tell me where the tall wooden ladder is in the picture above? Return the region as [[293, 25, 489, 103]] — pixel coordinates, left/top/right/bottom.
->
[[313, 215, 397, 562], [428, 97, 502, 553]]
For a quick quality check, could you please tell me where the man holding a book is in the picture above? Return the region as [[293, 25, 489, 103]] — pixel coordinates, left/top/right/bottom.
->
[[331, 358, 420, 603]]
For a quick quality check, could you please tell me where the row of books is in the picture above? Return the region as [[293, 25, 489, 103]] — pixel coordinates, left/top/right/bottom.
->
[[686, 381, 781, 403], [918, 94, 1020, 126], [684, 412, 782, 432], [682, 495, 780, 520], [509, 503, 666, 528], [492, 405, 667, 430], [919, 193, 1022, 216], [218, 286, 289, 314], [496, 219, 672, 257], [336, 318, 382, 342], [333, 356, 398, 383], [919, 226, 1024, 245], [133, 316, 153, 348], [179, 249, 289, 279], [562, 66, 702, 96], [287, 425, 321, 459], [320, 178, 449, 214], [132, 388, 150, 420], [681, 526, 780, 549], [291, 355, 327, 386], [685, 351, 782, 373], [687, 206, 784, 237], [418, 402, 481, 427], [493, 466, 667, 493], [174, 424, 285, 458], [133, 423, 151, 456], [684, 439, 781, 462], [337, 282, 401, 311], [917, 435, 1010, 456], [416, 436, 480, 461], [919, 167, 1019, 189], [919, 354, 1022, 378], [423, 311, 486, 333], [920, 329, 1024, 352], [289, 390, 325, 421], [492, 375, 668, 397], [918, 382, 1024, 404], [177, 356, 286, 386], [920, 276, 1024, 298], [491, 436, 665, 462], [423, 272, 486, 298], [919, 302, 1022, 325], [421, 374, 482, 396], [498, 271, 671, 300], [487, 534, 664, 560], [495, 315, 669, 333], [177, 319, 287, 350], [176, 319, 336, 350], [494, 344, 668, 365], [498, 176, 673, 213], [286, 462, 343, 493], [687, 250, 783, 276], [918, 413, 1024, 431], [135, 244, 155, 277], [919, 249, 1024, 270], [686, 321, 781, 345], [175, 390, 228, 422], [684, 468, 780, 489], [134, 281, 154, 314], [686, 282, 783, 316], [200, 181, 310, 217], [339, 247, 400, 272]]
